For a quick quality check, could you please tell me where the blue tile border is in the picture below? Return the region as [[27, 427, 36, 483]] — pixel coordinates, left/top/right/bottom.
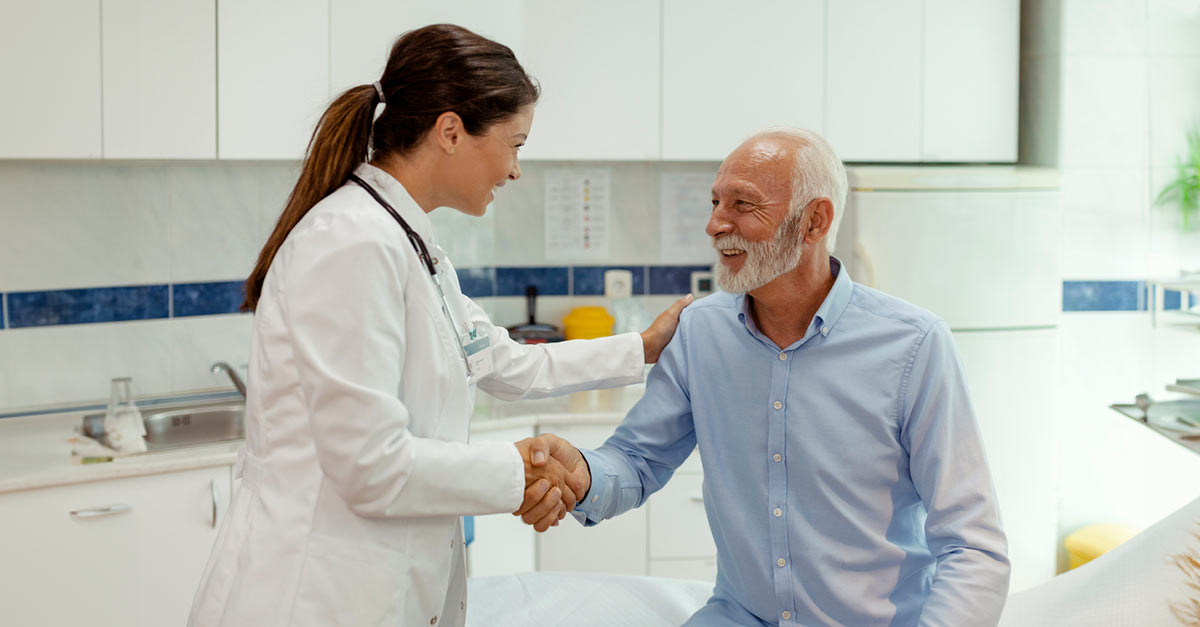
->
[[496, 266, 570, 297], [173, 281, 245, 317], [0, 274, 1192, 330], [7, 285, 170, 328]]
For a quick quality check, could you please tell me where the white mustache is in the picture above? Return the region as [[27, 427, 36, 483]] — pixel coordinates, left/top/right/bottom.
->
[[712, 236, 756, 251]]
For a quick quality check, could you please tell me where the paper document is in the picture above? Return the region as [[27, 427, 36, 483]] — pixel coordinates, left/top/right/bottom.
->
[[545, 169, 611, 261]]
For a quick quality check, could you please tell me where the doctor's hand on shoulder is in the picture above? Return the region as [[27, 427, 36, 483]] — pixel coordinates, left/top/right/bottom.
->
[[641, 294, 693, 364]]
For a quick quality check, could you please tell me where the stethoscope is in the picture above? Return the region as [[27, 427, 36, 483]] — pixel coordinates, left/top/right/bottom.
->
[[347, 173, 475, 369]]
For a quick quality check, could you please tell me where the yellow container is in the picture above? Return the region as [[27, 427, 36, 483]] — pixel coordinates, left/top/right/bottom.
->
[[562, 306, 614, 340], [1064, 523, 1138, 570]]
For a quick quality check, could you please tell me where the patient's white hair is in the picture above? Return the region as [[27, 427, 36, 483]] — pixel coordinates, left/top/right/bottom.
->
[[748, 128, 848, 254]]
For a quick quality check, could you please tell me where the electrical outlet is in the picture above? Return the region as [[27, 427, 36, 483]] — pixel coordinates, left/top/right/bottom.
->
[[604, 269, 634, 299], [690, 271, 714, 298]]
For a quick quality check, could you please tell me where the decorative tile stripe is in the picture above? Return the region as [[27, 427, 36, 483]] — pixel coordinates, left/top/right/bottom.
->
[[456, 268, 496, 299], [572, 266, 647, 296], [496, 266, 570, 297], [0, 276, 1190, 329], [173, 281, 246, 317], [7, 285, 169, 328], [649, 265, 712, 295]]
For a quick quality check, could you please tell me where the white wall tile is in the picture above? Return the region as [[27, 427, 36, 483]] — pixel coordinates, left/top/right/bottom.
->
[[1148, 0, 1200, 55], [255, 162, 302, 246], [1062, 0, 1146, 55], [1059, 55, 1148, 168], [168, 163, 259, 283], [0, 163, 171, 291], [168, 314, 253, 392], [1148, 56, 1200, 168], [430, 206, 496, 269], [5, 320, 171, 408], [1059, 168, 1150, 278]]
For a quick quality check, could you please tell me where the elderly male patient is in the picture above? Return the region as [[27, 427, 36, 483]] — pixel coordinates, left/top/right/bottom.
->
[[525, 128, 1010, 625]]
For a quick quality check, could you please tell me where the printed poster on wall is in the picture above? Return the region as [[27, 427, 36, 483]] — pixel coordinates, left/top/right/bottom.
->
[[544, 168, 611, 261], [660, 172, 718, 264]]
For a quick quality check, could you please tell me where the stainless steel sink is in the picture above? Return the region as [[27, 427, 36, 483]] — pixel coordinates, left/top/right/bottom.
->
[[82, 401, 245, 452]]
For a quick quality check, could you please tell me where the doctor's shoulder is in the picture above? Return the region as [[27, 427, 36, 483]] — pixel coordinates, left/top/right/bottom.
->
[[274, 187, 415, 277]]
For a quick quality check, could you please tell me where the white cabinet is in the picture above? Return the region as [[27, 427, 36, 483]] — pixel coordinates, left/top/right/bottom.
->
[[218, 0, 330, 160], [102, 0, 216, 159], [0, 465, 231, 626], [0, 0, 102, 158], [329, 0, 525, 97], [825, 0, 923, 162], [469, 418, 714, 580], [518, 0, 660, 160], [922, 0, 1019, 162], [661, 0, 825, 161]]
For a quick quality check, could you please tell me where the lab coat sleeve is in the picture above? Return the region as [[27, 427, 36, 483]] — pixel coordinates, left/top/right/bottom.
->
[[281, 230, 524, 519], [901, 320, 1011, 627], [461, 296, 645, 401], [572, 316, 697, 526]]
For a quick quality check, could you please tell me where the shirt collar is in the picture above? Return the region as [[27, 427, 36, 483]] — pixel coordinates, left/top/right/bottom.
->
[[351, 162, 438, 246], [735, 256, 855, 343]]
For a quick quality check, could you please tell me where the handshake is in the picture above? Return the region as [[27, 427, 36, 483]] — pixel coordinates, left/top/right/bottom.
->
[[512, 434, 591, 532]]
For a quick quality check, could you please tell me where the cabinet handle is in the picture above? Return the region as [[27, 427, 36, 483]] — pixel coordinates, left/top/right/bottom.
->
[[689, 497, 704, 504], [211, 479, 219, 528], [70, 503, 131, 519]]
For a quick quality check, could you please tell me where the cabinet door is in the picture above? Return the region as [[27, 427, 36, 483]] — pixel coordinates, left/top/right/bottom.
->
[[0, 465, 231, 627], [218, 0, 330, 159], [647, 471, 715, 560], [662, 0, 824, 161], [518, 0, 660, 160], [102, 0, 217, 159], [825, 0, 922, 162], [922, 0, 1019, 162], [952, 329, 1057, 592], [0, 0, 101, 158], [330, 0, 525, 97]]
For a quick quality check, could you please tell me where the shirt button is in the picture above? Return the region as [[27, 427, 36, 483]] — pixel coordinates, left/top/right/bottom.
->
[[773, 453, 782, 462], [778, 352, 787, 361], [592, 495, 599, 503], [773, 507, 782, 517], [773, 401, 782, 410], [782, 610, 792, 620], [777, 558, 786, 567], [820, 326, 828, 335]]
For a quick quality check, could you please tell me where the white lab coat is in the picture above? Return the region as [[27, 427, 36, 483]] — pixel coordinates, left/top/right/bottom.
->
[[188, 163, 644, 627]]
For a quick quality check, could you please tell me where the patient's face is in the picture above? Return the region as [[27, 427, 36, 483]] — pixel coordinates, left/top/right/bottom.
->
[[708, 139, 803, 293]]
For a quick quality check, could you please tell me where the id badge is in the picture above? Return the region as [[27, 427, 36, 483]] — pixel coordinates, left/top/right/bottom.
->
[[460, 327, 494, 382]]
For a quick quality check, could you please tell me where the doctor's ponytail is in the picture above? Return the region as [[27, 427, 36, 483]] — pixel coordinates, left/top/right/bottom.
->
[[243, 23, 539, 311]]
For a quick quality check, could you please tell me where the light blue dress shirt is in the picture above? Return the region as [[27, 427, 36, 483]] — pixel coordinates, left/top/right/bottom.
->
[[574, 259, 1010, 626]]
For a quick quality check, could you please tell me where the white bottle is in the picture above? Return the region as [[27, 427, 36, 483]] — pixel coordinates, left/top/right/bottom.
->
[[104, 377, 146, 454]]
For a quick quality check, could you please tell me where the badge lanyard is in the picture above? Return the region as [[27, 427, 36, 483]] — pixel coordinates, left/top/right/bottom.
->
[[347, 174, 490, 377]]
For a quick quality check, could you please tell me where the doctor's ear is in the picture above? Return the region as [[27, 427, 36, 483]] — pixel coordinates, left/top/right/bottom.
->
[[433, 112, 464, 155]]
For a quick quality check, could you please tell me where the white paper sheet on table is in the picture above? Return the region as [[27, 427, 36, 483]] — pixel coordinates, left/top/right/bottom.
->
[[544, 169, 611, 261]]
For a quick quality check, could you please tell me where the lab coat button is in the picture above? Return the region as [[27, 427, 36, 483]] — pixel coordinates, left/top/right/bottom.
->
[[461, 601, 466, 611], [433, 257, 439, 265], [773, 401, 782, 410], [450, 539, 454, 548], [430, 617, 437, 625]]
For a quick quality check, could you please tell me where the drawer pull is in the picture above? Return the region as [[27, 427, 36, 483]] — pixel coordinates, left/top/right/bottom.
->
[[211, 479, 219, 528], [70, 503, 131, 519], [689, 497, 704, 504]]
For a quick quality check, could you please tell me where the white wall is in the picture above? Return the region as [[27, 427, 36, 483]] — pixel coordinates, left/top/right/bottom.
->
[[1021, 0, 1200, 570]]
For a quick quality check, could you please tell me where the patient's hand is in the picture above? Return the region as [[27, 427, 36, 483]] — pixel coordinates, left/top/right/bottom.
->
[[512, 434, 591, 532]]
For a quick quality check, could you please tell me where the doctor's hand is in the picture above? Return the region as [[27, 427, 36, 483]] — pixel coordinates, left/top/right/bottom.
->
[[641, 294, 693, 364], [513, 435, 590, 532]]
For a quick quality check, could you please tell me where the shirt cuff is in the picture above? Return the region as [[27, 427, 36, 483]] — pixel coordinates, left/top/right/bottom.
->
[[571, 447, 616, 526]]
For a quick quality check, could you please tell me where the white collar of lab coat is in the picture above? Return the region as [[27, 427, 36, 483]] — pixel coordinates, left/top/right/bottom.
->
[[351, 162, 437, 246]]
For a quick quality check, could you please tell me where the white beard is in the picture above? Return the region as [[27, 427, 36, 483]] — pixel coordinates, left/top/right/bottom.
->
[[712, 212, 805, 294]]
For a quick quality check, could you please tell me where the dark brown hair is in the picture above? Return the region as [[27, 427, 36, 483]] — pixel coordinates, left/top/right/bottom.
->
[[242, 23, 539, 311]]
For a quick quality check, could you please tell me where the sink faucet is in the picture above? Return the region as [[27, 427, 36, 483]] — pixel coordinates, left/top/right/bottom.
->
[[211, 362, 247, 398]]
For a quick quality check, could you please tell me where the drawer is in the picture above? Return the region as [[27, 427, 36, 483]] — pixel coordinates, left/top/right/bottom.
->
[[648, 472, 716, 560]]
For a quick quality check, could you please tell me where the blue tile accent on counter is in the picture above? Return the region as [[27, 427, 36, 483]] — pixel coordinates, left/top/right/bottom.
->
[[496, 266, 570, 296], [8, 285, 170, 328], [456, 267, 495, 299], [649, 265, 712, 295], [1062, 280, 1144, 312], [572, 266, 647, 296], [173, 281, 246, 317]]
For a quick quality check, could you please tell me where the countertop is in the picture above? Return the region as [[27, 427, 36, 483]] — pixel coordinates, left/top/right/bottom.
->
[[0, 383, 647, 495]]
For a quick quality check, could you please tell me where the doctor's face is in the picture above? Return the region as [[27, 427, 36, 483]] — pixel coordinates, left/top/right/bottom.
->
[[450, 104, 534, 217]]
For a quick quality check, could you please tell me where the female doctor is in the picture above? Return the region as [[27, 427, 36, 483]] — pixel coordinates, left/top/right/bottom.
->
[[188, 23, 689, 627]]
